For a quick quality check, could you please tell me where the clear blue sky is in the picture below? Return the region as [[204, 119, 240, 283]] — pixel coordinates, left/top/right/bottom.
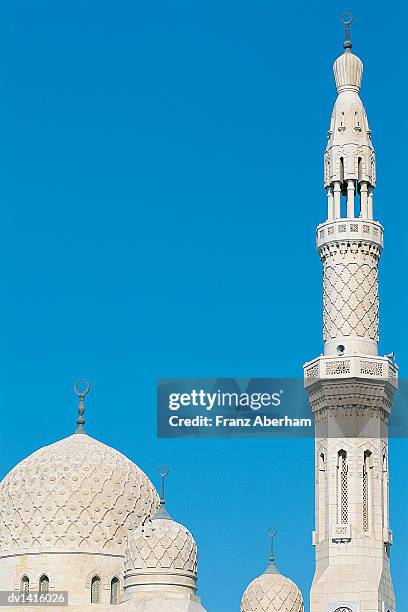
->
[[0, 1, 406, 610]]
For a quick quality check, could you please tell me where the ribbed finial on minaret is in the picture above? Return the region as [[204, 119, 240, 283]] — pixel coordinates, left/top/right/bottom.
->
[[342, 13, 353, 50], [74, 379, 91, 433]]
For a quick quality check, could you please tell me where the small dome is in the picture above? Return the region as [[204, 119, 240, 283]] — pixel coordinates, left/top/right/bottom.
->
[[241, 544, 304, 612], [126, 516, 197, 575], [241, 571, 304, 612], [333, 51, 363, 93], [0, 433, 159, 554], [125, 501, 198, 592]]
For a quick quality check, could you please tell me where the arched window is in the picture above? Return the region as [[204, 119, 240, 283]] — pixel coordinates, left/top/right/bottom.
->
[[363, 451, 372, 532], [91, 576, 101, 604], [354, 110, 361, 131], [20, 576, 29, 603], [110, 577, 120, 605], [340, 157, 345, 182], [382, 454, 389, 530], [318, 453, 326, 539], [39, 575, 49, 593], [334, 608, 352, 612], [337, 450, 348, 524], [358, 157, 363, 180]]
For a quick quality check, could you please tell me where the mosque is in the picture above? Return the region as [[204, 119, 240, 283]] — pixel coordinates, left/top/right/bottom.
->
[[0, 18, 397, 612]]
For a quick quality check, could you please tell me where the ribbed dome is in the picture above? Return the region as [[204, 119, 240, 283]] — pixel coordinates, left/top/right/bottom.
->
[[241, 572, 304, 612], [0, 433, 159, 554], [333, 51, 363, 92], [125, 511, 197, 578]]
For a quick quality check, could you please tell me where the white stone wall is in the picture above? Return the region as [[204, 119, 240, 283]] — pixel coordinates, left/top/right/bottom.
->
[[0, 550, 125, 608]]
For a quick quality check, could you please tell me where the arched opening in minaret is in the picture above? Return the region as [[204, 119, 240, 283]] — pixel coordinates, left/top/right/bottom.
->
[[337, 450, 348, 524], [339, 157, 349, 217], [358, 157, 362, 182], [318, 453, 326, 539], [340, 157, 345, 183], [363, 450, 372, 532], [357, 157, 363, 217], [382, 453, 389, 532]]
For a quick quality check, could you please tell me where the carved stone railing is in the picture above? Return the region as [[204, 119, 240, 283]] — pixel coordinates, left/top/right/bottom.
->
[[304, 355, 398, 389], [316, 218, 383, 249]]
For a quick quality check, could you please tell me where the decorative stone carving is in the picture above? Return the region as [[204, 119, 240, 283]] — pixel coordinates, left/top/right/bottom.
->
[[0, 433, 159, 554], [125, 518, 197, 576], [321, 242, 380, 343], [332, 523, 351, 543], [333, 51, 363, 92], [304, 355, 398, 390], [241, 573, 304, 612]]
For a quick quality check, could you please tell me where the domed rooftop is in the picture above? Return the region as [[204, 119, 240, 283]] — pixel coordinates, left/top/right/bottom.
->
[[125, 467, 198, 594], [241, 532, 304, 612], [125, 505, 197, 578], [333, 14, 363, 93], [0, 432, 159, 554], [333, 51, 363, 93], [241, 572, 304, 612]]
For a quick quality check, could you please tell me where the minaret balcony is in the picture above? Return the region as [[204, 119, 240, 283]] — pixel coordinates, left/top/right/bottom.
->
[[304, 354, 398, 389], [317, 218, 383, 250]]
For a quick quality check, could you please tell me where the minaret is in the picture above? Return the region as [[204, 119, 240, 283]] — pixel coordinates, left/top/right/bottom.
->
[[304, 16, 398, 612]]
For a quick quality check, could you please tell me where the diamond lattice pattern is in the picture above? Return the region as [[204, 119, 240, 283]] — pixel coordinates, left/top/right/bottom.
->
[[241, 574, 304, 612], [323, 256, 378, 342]]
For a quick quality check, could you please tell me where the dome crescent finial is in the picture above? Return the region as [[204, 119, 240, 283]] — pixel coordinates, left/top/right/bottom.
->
[[267, 527, 277, 563], [158, 464, 170, 502], [264, 527, 280, 575], [73, 379, 91, 433], [152, 465, 172, 520]]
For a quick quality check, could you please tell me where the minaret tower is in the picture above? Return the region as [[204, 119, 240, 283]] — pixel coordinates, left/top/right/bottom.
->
[[304, 16, 398, 612]]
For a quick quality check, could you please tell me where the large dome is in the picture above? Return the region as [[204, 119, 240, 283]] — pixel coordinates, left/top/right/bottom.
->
[[0, 433, 160, 554]]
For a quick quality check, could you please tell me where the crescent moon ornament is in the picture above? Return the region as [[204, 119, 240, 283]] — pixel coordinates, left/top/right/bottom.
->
[[74, 379, 91, 433], [342, 12, 353, 26], [158, 465, 170, 501], [74, 379, 91, 398], [341, 13, 353, 50], [268, 528, 278, 561]]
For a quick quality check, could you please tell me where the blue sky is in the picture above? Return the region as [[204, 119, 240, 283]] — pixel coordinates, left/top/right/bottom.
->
[[0, 1, 406, 610]]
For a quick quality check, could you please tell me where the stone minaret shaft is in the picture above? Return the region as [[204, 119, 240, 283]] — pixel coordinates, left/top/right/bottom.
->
[[304, 23, 398, 612]]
